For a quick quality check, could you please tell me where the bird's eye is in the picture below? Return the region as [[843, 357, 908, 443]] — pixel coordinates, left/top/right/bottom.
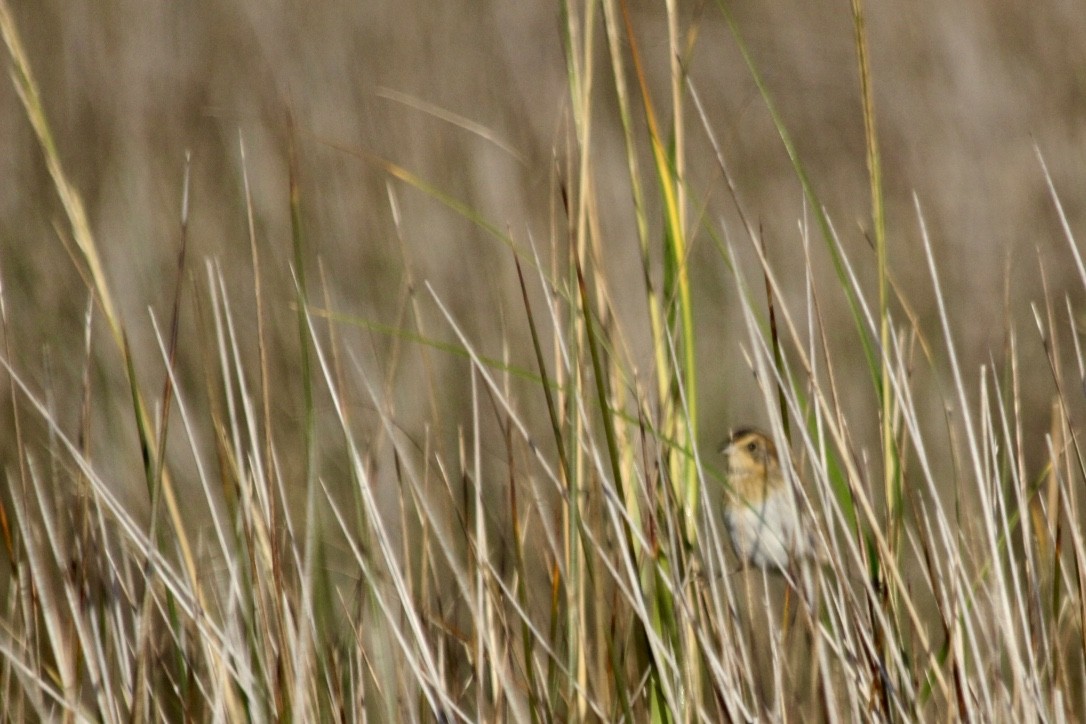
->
[[746, 441, 757, 453]]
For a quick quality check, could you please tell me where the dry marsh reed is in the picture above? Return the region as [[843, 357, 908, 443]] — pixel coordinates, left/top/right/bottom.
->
[[1, 0, 1085, 720]]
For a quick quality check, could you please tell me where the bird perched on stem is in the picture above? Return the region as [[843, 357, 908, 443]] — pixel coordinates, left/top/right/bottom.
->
[[719, 428, 818, 573]]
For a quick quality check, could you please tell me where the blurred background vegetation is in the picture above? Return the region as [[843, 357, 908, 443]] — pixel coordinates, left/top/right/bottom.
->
[[4, 1, 1084, 495]]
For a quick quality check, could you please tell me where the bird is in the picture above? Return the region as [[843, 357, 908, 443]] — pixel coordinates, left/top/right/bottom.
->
[[719, 428, 818, 573]]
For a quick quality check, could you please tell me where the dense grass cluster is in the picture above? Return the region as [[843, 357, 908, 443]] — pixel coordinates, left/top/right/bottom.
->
[[2, 1, 1085, 720]]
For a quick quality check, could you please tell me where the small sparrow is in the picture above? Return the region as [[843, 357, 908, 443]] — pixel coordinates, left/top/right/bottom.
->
[[719, 428, 817, 572]]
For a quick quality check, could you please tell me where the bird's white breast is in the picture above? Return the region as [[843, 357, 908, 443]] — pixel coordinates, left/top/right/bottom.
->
[[724, 487, 813, 570]]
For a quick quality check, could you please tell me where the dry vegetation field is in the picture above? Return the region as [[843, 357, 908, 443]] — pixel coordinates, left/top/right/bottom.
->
[[2, 0, 1086, 720]]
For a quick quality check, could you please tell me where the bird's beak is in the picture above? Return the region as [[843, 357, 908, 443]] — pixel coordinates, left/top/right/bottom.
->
[[718, 428, 736, 455]]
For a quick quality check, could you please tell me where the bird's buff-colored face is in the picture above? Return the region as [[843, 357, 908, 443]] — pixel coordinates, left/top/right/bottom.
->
[[720, 429, 785, 505]]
